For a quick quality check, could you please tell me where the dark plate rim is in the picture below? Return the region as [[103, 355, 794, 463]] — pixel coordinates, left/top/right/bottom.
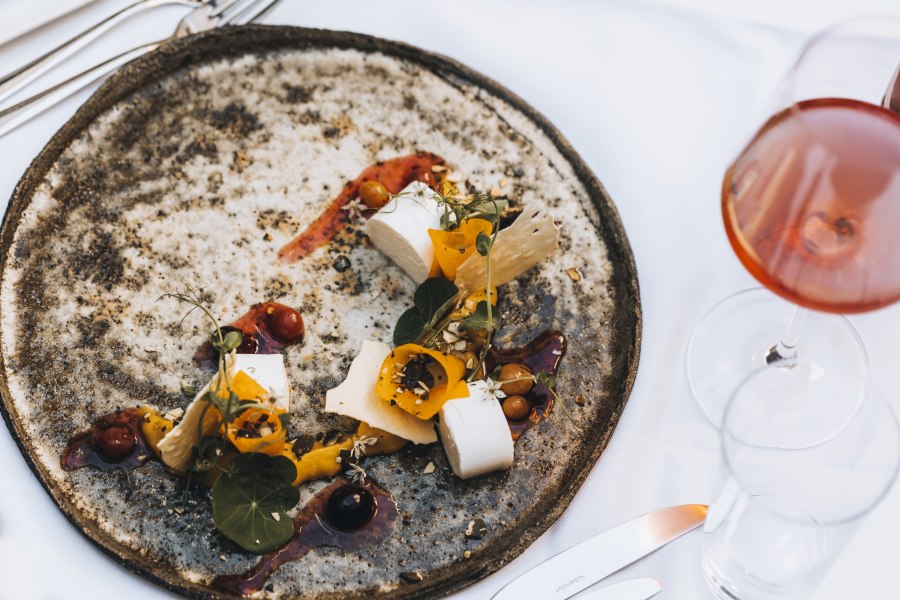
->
[[0, 24, 642, 600]]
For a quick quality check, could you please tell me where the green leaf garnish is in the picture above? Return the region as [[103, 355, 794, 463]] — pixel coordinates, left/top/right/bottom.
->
[[535, 372, 557, 388], [458, 300, 500, 332], [220, 330, 243, 353], [393, 278, 460, 346], [475, 232, 492, 256], [278, 412, 291, 430], [212, 453, 299, 553]]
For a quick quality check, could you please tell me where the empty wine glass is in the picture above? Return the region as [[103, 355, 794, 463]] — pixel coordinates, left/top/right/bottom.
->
[[701, 359, 900, 599]]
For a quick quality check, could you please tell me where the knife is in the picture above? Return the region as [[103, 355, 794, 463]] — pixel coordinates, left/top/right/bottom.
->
[[490, 504, 707, 600], [579, 578, 662, 600]]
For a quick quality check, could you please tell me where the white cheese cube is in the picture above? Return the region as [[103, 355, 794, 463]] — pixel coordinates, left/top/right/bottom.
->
[[364, 181, 444, 283], [233, 353, 290, 411], [438, 380, 514, 479], [325, 340, 438, 444]]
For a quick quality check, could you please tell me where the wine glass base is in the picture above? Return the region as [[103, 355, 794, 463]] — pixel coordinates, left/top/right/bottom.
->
[[686, 288, 869, 426]]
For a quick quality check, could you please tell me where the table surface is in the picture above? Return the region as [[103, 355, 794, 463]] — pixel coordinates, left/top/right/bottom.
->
[[2, 1, 900, 598]]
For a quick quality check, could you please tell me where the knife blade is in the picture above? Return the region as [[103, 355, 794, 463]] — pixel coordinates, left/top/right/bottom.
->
[[579, 578, 662, 600], [490, 504, 707, 600]]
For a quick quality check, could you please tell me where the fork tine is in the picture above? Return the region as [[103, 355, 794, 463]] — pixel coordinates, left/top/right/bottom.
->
[[222, 0, 281, 26], [208, 0, 242, 18], [210, 0, 261, 23]]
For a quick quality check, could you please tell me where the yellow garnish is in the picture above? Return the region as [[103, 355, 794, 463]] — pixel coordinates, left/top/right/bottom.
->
[[139, 410, 174, 461], [449, 287, 498, 321], [356, 422, 409, 455], [376, 344, 469, 419], [225, 406, 286, 456], [228, 370, 270, 402], [428, 218, 493, 279], [284, 439, 353, 486]]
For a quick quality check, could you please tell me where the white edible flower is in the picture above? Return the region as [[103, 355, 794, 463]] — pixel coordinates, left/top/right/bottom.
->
[[483, 378, 506, 401], [346, 462, 367, 484], [350, 436, 378, 460], [341, 198, 369, 223]]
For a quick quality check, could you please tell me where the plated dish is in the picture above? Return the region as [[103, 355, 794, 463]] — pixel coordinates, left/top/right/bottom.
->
[[0, 26, 640, 599]]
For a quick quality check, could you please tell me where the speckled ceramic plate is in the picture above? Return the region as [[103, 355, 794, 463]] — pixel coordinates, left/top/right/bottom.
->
[[0, 26, 640, 600]]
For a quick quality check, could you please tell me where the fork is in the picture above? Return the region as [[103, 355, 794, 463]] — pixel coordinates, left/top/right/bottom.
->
[[0, 0, 212, 107], [0, 0, 281, 138]]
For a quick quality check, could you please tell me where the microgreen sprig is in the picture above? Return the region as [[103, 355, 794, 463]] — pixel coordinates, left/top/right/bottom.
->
[[158, 284, 254, 472]]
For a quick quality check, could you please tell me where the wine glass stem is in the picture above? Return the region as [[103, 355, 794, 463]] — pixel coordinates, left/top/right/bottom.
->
[[766, 305, 809, 364]]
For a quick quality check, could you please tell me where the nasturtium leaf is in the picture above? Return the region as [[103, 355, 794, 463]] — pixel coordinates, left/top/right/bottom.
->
[[212, 453, 299, 553], [458, 300, 500, 332], [393, 278, 460, 346]]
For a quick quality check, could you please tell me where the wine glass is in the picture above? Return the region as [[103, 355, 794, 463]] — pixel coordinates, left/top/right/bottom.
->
[[687, 18, 900, 424], [701, 358, 900, 599]]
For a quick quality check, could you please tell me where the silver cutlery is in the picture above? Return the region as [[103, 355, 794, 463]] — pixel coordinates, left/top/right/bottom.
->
[[579, 578, 662, 600], [0, 0, 281, 138], [0, 0, 211, 106], [490, 504, 707, 600]]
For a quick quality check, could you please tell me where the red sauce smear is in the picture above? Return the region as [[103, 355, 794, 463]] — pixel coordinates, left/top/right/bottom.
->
[[488, 331, 567, 441], [213, 478, 398, 596], [195, 301, 304, 366], [277, 151, 446, 263], [61, 408, 151, 472]]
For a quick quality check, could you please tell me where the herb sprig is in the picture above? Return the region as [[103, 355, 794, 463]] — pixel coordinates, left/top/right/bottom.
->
[[161, 285, 300, 553]]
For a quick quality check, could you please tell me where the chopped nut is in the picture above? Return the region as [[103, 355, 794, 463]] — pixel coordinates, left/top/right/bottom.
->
[[271, 512, 281, 522], [163, 407, 185, 421], [220, 555, 228, 561], [174, 506, 185, 515], [430, 164, 448, 173], [566, 267, 583, 282], [144, 346, 158, 353], [575, 395, 587, 407], [423, 461, 435, 474], [463, 550, 472, 559]]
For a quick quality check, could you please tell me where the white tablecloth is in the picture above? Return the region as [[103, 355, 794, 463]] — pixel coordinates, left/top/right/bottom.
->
[[2, 1, 900, 598]]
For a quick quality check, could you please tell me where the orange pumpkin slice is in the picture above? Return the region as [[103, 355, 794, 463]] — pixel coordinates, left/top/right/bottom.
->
[[376, 344, 469, 419], [427, 218, 493, 279]]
